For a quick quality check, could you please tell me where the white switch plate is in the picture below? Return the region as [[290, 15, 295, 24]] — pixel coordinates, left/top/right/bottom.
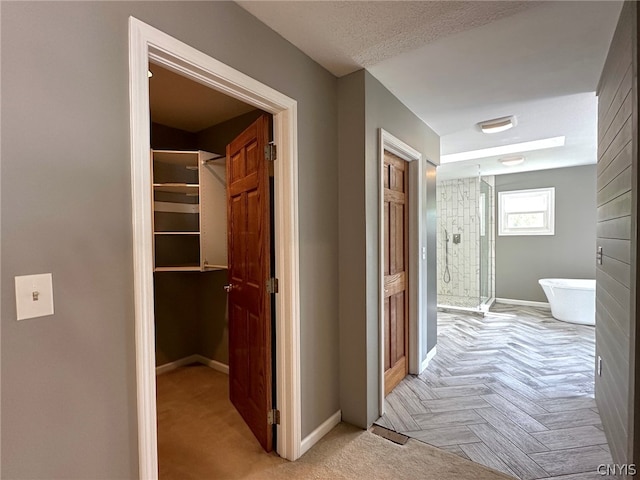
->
[[15, 273, 54, 321]]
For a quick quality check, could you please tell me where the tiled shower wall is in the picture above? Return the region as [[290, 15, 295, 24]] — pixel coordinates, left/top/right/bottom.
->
[[437, 176, 495, 307]]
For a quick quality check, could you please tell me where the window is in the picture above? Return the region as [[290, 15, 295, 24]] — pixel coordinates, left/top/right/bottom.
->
[[498, 187, 555, 236]]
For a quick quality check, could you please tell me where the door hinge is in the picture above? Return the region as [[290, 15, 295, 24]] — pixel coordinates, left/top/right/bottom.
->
[[268, 409, 280, 425], [267, 277, 279, 294], [265, 142, 277, 162]]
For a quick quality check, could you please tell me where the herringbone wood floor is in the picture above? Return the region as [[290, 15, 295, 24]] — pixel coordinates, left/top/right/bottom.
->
[[376, 304, 611, 480]]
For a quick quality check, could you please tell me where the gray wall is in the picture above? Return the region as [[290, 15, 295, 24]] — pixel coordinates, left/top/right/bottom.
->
[[1, 2, 338, 477], [338, 70, 439, 428], [154, 270, 230, 367], [197, 110, 265, 154], [337, 71, 368, 428], [495, 165, 597, 303], [151, 122, 197, 150], [154, 272, 200, 365]]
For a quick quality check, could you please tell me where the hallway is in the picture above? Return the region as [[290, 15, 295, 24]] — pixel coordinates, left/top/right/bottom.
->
[[376, 304, 611, 480], [157, 364, 515, 480]]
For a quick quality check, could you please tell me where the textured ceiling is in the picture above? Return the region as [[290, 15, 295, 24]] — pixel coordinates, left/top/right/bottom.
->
[[237, 1, 537, 77], [238, 1, 623, 179], [369, 1, 619, 137]]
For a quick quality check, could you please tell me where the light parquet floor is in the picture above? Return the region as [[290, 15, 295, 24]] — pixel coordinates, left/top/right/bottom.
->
[[376, 303, 611, 480]]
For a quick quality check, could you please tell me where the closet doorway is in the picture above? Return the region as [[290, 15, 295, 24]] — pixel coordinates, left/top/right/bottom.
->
[[129, 20, 301, 476], [148, 60, 277, 466]]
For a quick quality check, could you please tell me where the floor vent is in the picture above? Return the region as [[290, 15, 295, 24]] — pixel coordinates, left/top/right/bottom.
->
[[371, 425, 409, 445]]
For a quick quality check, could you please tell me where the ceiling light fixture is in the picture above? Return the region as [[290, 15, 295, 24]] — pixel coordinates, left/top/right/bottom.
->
[[499, 155, 525, 166], [478, 115, 516, 134], [441, 136, 565, 164]]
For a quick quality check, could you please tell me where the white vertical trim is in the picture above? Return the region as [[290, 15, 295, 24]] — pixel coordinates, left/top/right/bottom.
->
[[128, 17, 302, 478], [129, 21, 157, 480], [299, 410, 341, 456], [378, 129, 423, 416], [421, 347, 437, 372], [0, 2, 4, 474], [273, 104, 302, 459]]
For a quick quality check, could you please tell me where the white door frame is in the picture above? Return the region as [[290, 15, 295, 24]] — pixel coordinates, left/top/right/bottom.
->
[[378, 129, 423, 415], [128, 17, 301, 478]]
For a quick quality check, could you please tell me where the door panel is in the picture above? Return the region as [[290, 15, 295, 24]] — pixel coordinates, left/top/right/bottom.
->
[[594, 2, 636, 466], [383, 151, 409, 396], [227, 114, 273, 452]]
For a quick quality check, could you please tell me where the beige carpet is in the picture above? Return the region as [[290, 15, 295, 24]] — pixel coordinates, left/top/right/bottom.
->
[[157, 365, 514, 479]]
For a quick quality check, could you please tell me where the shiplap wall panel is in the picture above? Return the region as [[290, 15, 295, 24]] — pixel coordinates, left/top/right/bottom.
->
[[599, 95, 633, 160], [596, 270, 631, 305], [598, 165, 633, 206], [597, 217, 632, 240], [598, 10, 632, 118], [599, 142, 632, 189], [599, 256, 632, 290], [599, 237, 632, 264], [601, 65, 633, 134], [595, 1, 636, 468], [597, 191, 632, 222], [598, 118, 632, 173]]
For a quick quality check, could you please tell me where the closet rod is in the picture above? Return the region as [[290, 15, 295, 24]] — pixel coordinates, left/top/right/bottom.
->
[[203, 154, 226, 164]]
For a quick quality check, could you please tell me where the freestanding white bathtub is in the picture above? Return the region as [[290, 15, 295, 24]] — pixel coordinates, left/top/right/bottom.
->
[[538, 278, 596, 326]]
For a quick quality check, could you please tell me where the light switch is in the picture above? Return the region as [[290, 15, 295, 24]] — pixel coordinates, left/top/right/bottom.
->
[[15, 273, 54, 321]]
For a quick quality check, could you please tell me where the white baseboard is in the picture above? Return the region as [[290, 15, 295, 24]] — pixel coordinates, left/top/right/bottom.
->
[[193, 354, 229, 375], [421, 346, 437, 373], [300, 410, 341, 456], [495, 298, 550, 308], [156, 354, 229, 375], [155, 354, 199, 375]]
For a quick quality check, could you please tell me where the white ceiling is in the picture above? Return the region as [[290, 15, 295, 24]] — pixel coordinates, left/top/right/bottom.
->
[[237, 1, 623, 180]]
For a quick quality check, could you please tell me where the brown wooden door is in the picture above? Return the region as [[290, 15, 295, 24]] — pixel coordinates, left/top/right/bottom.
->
[[383, 151, 409, 396], [226, 114, 273, 452]]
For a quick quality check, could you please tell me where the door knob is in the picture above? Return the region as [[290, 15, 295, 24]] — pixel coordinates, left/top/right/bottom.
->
[[224, 284, 235, 293]]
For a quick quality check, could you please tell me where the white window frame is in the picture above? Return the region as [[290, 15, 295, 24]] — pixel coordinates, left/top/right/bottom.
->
[[498, 187, 555, 236]]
